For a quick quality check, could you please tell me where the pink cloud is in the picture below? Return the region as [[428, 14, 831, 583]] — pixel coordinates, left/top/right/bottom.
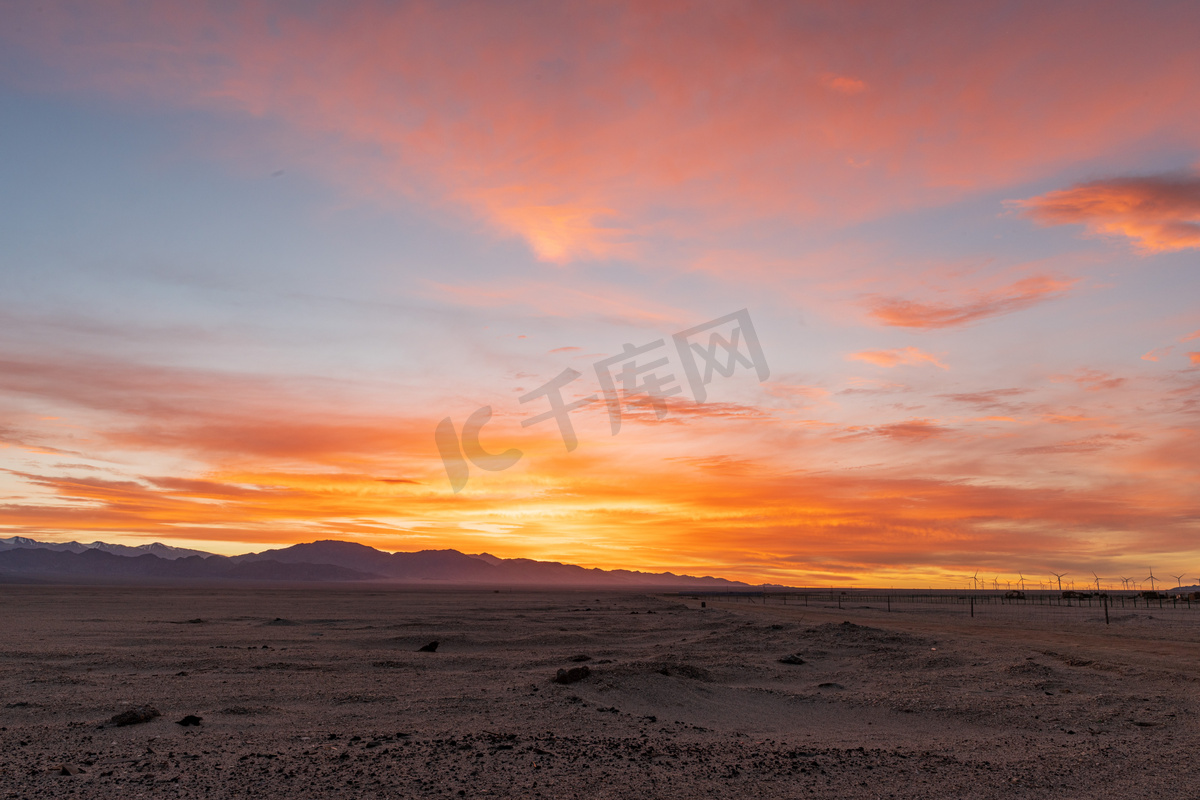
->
[[821, 73, 867, 95], [7, 2, 1200, 264]]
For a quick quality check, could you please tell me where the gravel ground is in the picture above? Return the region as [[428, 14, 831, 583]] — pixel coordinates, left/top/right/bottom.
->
[[0, 585, 1197, 798]]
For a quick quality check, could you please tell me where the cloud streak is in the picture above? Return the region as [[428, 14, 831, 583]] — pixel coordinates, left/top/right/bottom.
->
[[867, 276, 1074, 329], [849, 347, 948, 370]]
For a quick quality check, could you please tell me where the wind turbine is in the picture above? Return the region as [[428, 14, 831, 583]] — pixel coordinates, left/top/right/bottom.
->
[[1120, 576, 1130, 591], [1051, 572, 1068, 592], [992, 576, 999, 591], [1146, 567, 1158, 592], [1171, 573, 1185, 589], [1018, 572, 1026, 591], [1092, 571, 1102, 592], [972, 570, 979, 591]]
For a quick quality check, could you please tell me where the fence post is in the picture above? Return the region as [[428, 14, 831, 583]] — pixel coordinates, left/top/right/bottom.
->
[[1104, 595, 1109, 625]]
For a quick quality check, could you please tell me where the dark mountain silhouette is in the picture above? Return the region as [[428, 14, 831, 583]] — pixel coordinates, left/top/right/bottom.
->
[[231, 540, 747, 586], [0, 538, 750, 587], [0, 547, 374, 582], [229, 541, 497, 581]]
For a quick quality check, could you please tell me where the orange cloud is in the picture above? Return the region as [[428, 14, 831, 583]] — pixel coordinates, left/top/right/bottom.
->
[[867, 276, 1074, 329], [1014, 172, 1200, 252], [1141, 348, 1170, 362], [4, 340, 1200, 582], [1190, 352, 1200, 365], [849, 346, 947, 369]]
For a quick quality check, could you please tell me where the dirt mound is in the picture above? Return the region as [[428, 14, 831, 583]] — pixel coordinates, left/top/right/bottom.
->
[[798, 621, 929, 650]]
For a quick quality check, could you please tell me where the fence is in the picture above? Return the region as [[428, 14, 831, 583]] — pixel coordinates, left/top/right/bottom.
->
[[687, 589, 1200, 631]]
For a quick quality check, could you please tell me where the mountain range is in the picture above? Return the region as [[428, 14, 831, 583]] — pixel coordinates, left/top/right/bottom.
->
[[0, 536, 213, 560], [0, 537, 750, 587]]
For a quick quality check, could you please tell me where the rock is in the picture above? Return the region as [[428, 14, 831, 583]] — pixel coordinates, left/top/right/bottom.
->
[[176, 715, 203, 727], [265, 617, 297, 626], [779, 654, 807, 665], [186, 618, 204, 624], [49, 763, 85, 776], [111, 706, 160, 726], [553, 666, 591, 684], [569, 654, 592, 662], [417, 641, 439, 652], [818, 682, 845, 690]]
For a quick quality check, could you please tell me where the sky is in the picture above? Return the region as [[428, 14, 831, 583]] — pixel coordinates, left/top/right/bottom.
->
[[1, 0, 1198, 588]]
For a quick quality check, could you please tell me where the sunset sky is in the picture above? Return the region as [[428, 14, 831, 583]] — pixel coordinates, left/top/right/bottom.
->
[[2, 1, 1199, 587]]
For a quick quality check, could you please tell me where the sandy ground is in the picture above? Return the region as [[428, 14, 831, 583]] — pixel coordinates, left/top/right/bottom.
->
[[1, 586, 1198, 799]]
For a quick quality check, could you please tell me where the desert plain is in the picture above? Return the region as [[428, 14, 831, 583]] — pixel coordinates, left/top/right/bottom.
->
[[0, 585, 1198, 799]]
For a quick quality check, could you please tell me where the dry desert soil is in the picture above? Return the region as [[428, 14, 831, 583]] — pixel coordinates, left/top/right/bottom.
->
[[1, 586, 1198, 799]]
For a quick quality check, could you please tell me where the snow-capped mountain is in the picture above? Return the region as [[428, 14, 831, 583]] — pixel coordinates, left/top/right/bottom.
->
[[0, 536, 215, 560]]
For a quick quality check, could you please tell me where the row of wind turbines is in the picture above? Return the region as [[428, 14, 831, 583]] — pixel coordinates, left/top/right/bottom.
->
[[962, 567, 1198, 593]]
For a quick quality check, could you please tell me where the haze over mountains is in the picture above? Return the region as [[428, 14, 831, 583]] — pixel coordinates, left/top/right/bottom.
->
[[0, 537, 750, 587]]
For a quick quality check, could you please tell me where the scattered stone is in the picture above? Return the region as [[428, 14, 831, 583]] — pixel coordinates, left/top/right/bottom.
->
[[553, 666, 591, 684], [265, 618, 297, 626], [417, 641, 439, 653], [111, 706, 160, 726], [176, 715, 203, 727], [48, 763, 85, 776], [779, 654, 807, 665], [569, 654, 592, 662], [818, 682, 845, 690]]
